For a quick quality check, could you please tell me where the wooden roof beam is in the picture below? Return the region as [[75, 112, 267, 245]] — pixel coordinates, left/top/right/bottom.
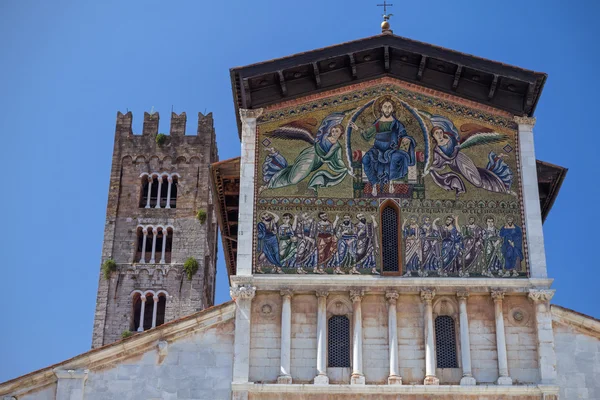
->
[[452, 65, 463, 91], [277, 70, 288, 96], [312, 62, 322, 88], [384, 46, 390, 72], [242, 78, 252, 108], [488, 74, 499, 100], [348, 53, 357, 79], [417, 55, 427, 81]]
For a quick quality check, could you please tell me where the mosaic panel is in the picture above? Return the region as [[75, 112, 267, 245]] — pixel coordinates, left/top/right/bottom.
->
[[254, 82, 526, 277]]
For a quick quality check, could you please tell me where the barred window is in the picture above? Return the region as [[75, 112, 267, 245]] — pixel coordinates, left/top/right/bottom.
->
[[381, 205, 399, 272], [435, 315, 458, 368], [328, 315, 350, 368]]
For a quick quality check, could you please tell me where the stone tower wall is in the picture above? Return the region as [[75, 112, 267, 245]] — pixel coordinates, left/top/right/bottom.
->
[[91, 111, 219, 349]]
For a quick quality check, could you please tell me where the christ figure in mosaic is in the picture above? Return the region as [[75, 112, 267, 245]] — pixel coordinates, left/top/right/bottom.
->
[[333, 214, 357, 274], [353, 213, 379, 275], [420, 216, 441, 276], [402, 215, 422, 276], [499, 216, 523, 277], [256, 211, 282, 274], [461, 216, 484, 276], [316, 212, 338, 274], [278, 213, 298, 268], [481, 217, 504, 277], [260, 112, 348, 194], [421, 113, 514, 197], [439, 215, 464, 275], [349, 96, 416, 196], [294, 212, 317, 274]]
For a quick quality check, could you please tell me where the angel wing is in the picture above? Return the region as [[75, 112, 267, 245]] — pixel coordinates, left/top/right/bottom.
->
[[265, 117, 318, 145], [459, 123, 509, 150]]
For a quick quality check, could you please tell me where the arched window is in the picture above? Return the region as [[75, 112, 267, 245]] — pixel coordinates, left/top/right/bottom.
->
[[131, 291, 168, 332], [135, 226, 173, 264], [380, 201, 401, 273], [139, 173, 179, 209], [156, 294, 166, 326], [328, 315, 350, 368], [435, 315, 458, 368]]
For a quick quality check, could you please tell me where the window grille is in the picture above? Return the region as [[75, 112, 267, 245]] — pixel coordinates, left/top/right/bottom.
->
[[381, 206, 399, 272], [328, 315, 350, 368], [435, 315, 458, 368]]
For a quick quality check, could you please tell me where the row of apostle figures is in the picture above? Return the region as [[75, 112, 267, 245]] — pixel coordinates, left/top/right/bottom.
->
[[256, 211, 379, 275], [403, 214, 523, 277], [257, 210, 523, 277]]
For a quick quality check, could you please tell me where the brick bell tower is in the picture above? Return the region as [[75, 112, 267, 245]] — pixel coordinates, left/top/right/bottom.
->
[[91, 111, 219, 349]]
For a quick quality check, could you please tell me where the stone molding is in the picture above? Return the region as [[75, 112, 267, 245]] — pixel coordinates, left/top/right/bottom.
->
[[239, 108, 264, 120], [528, 289, 555, 303], [514, 116, 536, 126], [420, 289, 435, 303], [456, 291, 469, 299], [230, 285, 256, 300]]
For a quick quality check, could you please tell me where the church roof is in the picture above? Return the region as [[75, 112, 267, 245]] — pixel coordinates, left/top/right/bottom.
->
[[0, 301, 235, 397], [210, 158, 566, 277], [230, 33, 547, 136]]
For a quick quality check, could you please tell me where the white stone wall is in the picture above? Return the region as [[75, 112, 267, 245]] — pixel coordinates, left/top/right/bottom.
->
[[396, 294, 425, 384], [554, 321, 600, 399], [249, 292, 282, 383], [18, 384, 56, 400], [362, 294, 389, 384], [468, 295, 500, 383], [290, 294, 318, 383], [504, 296, 539, 384]]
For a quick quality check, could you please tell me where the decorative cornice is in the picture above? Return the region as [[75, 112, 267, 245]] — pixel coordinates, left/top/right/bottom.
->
[[230, 285, 256, 300], [239, 108, 263, 120], [420, 289, 435, 302], [349, 290, 364, 303], [528, 289, 555, 303], [491, 289, 505, 301], [385, 290, 399, 303], [514, 116, 536, 126], [280, 289, 294, 298], [315, 290, 329, 298], [456, 291, 470, 300]]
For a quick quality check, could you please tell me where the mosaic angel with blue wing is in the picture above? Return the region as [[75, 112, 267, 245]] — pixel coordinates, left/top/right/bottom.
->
[[259, 112, 349, 194], [420, 113, 514, 196]]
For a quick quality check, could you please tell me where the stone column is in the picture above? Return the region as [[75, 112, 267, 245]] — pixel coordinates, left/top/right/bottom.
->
[[350, 290, 365, 385], [145, 176, 152, 208], [139, 228, 148, 263], [314, 290, 329, 385], [137, 295, 147, 332], [237, 108, 263, 276], [529, 289, 557, 384], [165, 176, 173, 208], [151, 295, 159, 328], [159, 229, 168, 264], [491, 290, 512, 385], [231, 284, 256, 383], [149, 229, 157, 263], [421, 289, 439, 385], [278, 289, 293, 384], [386, 291, 402, 385], [457, 291, 476, 385], [515, 116, 548, 278], [154, 176, 163, 208]]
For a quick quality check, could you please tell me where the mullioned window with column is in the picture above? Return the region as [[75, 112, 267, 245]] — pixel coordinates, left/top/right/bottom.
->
[[139, 172, 179, 209], [131, 290, 168, 332], [135, 225, 173, 264]]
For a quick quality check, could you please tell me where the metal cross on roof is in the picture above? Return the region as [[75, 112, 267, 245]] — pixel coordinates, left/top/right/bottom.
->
[[377, 1, 393, 18]]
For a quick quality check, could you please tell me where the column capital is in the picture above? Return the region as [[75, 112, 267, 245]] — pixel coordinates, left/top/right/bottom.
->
[[153, 295, 160, 302], [280, 289, 294, 298], [167, 176, 173, 183], [456, 291, 470, 300], [385, 290, 399, 303], [239, 108, 264, 120], [230, 284, 256, 300], [491, 289, 505, 301], [420, 289, 435, 303], [349, 289, 364, 303], [140, 295, 147, 302], [142, 228, 148, 235], [514, 116, 536, 126], [528, 289, 555, 303], [315, 290, 329, 298]]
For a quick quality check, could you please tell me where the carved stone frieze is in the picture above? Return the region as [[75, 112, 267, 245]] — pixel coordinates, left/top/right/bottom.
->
[[230, 285, 256, 300]]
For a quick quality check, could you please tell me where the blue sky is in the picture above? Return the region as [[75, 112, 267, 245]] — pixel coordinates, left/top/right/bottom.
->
[[1, 0, 598, 383]]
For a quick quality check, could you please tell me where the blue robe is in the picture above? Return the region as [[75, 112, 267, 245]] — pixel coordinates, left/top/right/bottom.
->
[[499, 225, 523, 270], [441, 225, 463, 273], [362, 118, 416, 185], [257, 222, 281, 267]]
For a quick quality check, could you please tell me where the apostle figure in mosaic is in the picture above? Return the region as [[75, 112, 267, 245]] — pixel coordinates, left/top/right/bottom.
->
[[420, 216, 441, 275], [260, 112, 348, 194], [421, 113, 514, 197], [293, 213, 317, 274], [333, 214, 357, 274], [499, 215, 523, 277], [278, 213, 298, 269], [461, 216, 484, 276], [349, 96, 416, 196], [256, 211, 283, 274], [481, 216, 504, 277], [353, 213, 379, 275], [402, 215, 422, 276], [316, 212, 338, 274], [439, 215, 464, 275]]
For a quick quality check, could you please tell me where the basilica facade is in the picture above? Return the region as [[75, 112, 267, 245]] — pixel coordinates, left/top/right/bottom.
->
[[1, 26, 599, 400]]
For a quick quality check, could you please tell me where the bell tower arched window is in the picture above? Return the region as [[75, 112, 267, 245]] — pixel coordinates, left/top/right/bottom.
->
[[380, 200, 401, 274]]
